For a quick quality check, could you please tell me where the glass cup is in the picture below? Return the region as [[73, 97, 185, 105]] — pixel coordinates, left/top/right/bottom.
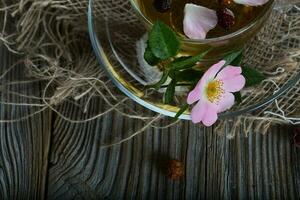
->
[[88, 0, 299, 120], [129, 0, 275, 64]]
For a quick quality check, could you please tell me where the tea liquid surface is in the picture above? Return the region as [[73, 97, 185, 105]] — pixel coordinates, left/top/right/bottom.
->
[[137, 0, 266, 38]]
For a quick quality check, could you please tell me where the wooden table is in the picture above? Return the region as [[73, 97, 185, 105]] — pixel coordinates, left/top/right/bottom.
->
[[0, 43, 299, 199]]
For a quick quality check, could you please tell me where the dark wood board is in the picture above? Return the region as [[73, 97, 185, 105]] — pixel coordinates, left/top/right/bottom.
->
[[0, 45, 52, 199], [47, 100, 300, 199], [0, 45, 299, 199]]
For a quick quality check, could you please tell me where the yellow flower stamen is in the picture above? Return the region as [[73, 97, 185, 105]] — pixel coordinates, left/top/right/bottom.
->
[[206, 80, 224, 103]]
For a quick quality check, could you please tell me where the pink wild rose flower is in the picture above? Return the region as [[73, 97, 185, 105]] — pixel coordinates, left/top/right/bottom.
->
[[187, 60, 245, 126]]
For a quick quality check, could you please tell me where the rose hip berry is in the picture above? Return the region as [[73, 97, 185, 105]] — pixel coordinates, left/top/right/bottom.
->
[[153, 0, 172, 13], [217, 8, 235, 30], [167, 159, 184, 180]]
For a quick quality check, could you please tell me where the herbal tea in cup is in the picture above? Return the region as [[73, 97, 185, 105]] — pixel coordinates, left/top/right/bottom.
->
[[130, 0, 274, 61]]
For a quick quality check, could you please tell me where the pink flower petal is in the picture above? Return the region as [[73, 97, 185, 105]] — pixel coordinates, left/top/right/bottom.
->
[[222, 75, 246, 92], [190, 100, 207, 123], [233, 0, 269, 6], [187, 87, 201, 105], [217, 92, 235, 113], [201, 104, 218, 126], [216, 66, 242, 81], [183, 3, 218, 40], [202, 60, 226, 81]]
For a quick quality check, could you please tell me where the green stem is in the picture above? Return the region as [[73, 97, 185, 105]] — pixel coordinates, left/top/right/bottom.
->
[[160, 83, 192, 88], [171, 49, 212, 70]]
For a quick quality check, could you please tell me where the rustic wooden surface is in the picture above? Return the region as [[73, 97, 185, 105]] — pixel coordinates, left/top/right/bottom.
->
[[0, 44, 300, 199], [0, 45, 52, 199]]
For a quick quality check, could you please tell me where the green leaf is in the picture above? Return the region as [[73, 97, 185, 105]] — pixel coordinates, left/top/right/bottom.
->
[[173, 104, 189, 120], [171, 56, 194, 69], [234, 92, 243, 104], [144, 43, 160, 66], [171, 49, 211, 70], [223, 50, 243, 66], [149, 21, 180, 60], [148, 70, 170, 90], [164, 79, 177, 104], [242, 66, 266, 87], [231, 52, 243, 66], [169, 69, 204, 83]]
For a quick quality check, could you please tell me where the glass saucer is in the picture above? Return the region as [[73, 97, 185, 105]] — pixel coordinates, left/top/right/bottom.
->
[[88, 0, 300, 120]]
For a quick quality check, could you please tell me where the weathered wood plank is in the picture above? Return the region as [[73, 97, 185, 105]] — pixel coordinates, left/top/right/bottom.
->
[[0, 45, 52, 199], [47, 96, 300, 199]]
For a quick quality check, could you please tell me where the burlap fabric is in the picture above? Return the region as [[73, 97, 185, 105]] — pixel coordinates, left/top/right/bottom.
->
[[0, 0, 299, 144]]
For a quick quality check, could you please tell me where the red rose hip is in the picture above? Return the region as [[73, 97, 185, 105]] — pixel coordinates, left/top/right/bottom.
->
[[217, 7, 235, 30]]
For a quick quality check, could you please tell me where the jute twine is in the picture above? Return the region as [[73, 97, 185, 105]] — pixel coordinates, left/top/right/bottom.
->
[[0, 0, 299, 146]]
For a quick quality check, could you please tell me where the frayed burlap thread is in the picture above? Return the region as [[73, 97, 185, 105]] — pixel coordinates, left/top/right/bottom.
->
[[0, 0, 299, 145]]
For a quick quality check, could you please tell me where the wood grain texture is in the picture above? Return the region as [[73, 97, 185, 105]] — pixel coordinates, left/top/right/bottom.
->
[[47, 96, 300, 199], [0, 34, 299, 200], [0, 45, 52, 199]]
